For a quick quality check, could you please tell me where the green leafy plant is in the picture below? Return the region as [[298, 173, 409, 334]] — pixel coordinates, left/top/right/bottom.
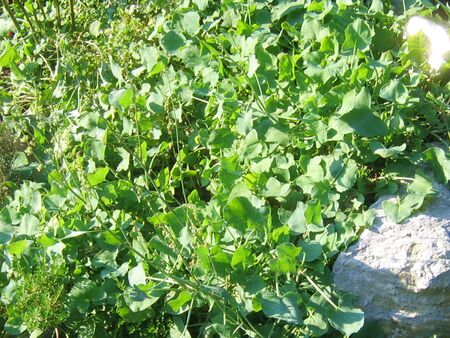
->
[[0, 0, 449, 337], [4, 259, 69, 336]]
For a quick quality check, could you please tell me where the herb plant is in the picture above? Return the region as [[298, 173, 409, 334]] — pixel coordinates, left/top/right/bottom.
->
[[5, 259, 69, 336]]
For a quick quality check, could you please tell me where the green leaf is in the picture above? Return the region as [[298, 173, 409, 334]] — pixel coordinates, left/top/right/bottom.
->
[[333, 158, 358, 192], [264, 125, 290, 145], [269, 243, 301, 274], [239, 129, 262, 161], [407, 31, 429, 66], [380, 79, 408, 104], [298, 240, 322, 262], [278, 53, 292, 81], [223, 197, 267, 233], [231, 246, 252, 269], [339, 110, 388, 137], [372, 28, 395, 53], [116, 147, 130, 172], [147, 92, 164, 114], [30, 329, 44, 338], [305, 59, 346, 83], [109, 88, 134, 110], [69, 279, 105, 313], [343, 18, 372, 51], [149, 236, 177, 259], [7, 239, 31, 255], [44, 191, 67, 210], [271, 224, 290, 243], [161, 31, 185, 54], [180, 12, 201, 35], [128, 263, 146, 287], [165, 206, 192, 236], [139, 46, 158, 72], [288, 202, 307, 235], [334, 88, 386, 138], [327, 304, 364, 336], [89, 20, 101, 36], [247, 54, 259, 77], [370, 141, 406, 159], [301, 17, 324, 42], [87, 167, 109, 186], [260, 290, 303, 325], [168, 291, 192, 313], [262, 177, 290, 198], [304, 312, 328, 336], [338, 87, 371, 115], [61, 230, 89, 240], [269, 256, 297, 274], [369, 0, 384, 12], [196, 246, 211, 271], [109, 57, 124, 82], [382, 198, 413, 223], [179, 227, 192, 246], [0, 41, 18, 67], [423, 147, 450, 183], [236, 110, 253, 136], [407, 172, 433, 196], [192, 0, 208, 10], [132, 234, 149, 259], [382, 172, 433, 223], [201, 67, 219, 86], [18, 213, 40, 236], [21, 182, 42, 213], [170, 316, 193, 338], [0, 218, 16, 245], [305, 200, 323, 230], [276, 242, 301, 259], [123, 287, 156, 312], [92, 250, 118, 274], [271, 1, 304, 21], [208, 128, 235, 149], [4, 318, 26, 335]]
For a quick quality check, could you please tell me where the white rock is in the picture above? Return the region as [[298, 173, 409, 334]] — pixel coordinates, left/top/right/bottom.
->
[[333, 182, 450, 337]]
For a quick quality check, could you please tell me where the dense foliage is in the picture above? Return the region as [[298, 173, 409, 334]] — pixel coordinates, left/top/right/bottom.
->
[[0, 0, 449, 337]]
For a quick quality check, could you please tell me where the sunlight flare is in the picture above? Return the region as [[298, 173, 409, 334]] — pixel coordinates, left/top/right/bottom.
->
[[405, 16, 450, 70]]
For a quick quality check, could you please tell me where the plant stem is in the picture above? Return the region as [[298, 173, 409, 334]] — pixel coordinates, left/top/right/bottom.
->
[[31, 6, 44, 32], [36, 0, 47, 22], [1, 0, 21, 33], [69, 0, 75, 31], [55, 0, 61, 28], [299, 269, 339, 310], [15, 0, 39, 39]]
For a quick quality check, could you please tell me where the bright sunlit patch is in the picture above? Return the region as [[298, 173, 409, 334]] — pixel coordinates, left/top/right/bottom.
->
[[405, 16, 450, 70]]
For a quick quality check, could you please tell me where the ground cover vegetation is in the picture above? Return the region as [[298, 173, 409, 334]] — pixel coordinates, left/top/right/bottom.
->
[[0, 0, 449, 337]]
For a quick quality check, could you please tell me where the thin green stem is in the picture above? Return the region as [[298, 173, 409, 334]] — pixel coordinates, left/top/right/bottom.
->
[[299, 269, 339, 310], [36, 0, 47, 22], [30, 3, 44, 32], [1, 0, 21, 33], [69, 0, 75, 31], [15, 0, 39, 40], [54, 0, 61, 28]]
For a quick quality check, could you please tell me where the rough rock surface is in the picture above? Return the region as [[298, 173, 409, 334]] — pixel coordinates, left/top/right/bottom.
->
[[333, 183, 450, 337]]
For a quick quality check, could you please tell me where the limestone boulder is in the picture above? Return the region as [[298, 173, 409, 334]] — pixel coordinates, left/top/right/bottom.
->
[[332, 183, 450, 337]]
